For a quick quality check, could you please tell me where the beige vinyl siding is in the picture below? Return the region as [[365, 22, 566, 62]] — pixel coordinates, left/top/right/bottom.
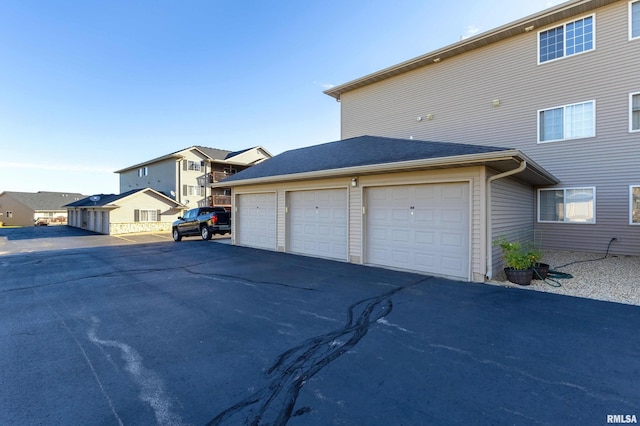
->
[[277, 190, 286, 251], [348, 184, 362, 263], [490, 175, 536, 276], [108, 193, 178, 225], [118, 158, 178, 197], [339, 1, 639, 255], [0, 196, 33, 226], [180, 151, 208, 205]]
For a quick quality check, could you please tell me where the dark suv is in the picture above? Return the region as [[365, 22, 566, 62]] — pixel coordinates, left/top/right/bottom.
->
[[172, 207, 231, 241]]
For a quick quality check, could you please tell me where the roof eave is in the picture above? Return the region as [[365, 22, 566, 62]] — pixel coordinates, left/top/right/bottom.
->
[[214, 150, 558, 188], [114, 154, 183, 173]]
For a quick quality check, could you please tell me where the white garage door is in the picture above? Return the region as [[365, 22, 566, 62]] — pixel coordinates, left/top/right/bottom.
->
[[288, 189, 348, 260], [237, 193, 277, 250], [365, 182, 470, 279]]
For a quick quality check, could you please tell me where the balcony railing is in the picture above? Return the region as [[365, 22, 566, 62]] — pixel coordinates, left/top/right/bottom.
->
[[209, 171, 230, 183], [211, 195, 231, 205]]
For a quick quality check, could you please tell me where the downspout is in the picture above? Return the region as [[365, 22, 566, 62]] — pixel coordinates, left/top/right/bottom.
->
[[177, 157, 184, 205], [486, 160, 527, 280]]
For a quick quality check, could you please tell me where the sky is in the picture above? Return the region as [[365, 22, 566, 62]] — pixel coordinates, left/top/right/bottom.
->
[[0, 0, 566, 195]]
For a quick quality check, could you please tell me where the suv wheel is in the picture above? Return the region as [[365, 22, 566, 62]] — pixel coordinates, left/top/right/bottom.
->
[[201, 226, 212, 241], [172, 228, 182, 242]]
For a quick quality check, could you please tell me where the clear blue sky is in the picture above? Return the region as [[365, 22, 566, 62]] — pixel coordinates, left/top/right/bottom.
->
[[0, 0, 564, 195]]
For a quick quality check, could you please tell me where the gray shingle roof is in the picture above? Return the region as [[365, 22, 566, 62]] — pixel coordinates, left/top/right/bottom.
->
[[222, 135, 510, 183], [64, 189, 144, 207], [3, 191, 87, 211], [195, 146, 233, 161]]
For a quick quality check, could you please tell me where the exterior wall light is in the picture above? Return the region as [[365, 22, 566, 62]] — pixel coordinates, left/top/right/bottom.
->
[[351, 178, 358, 187]]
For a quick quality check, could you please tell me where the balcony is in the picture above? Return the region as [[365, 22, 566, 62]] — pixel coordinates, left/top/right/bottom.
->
[[208, 171, 231, 183], [210, 195, 231, 206]]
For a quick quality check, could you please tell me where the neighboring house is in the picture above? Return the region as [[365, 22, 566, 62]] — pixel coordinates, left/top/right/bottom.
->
[[0, 191, 85, 226], [114, 145, 271, 210], [65, 188, 184, 235], [215, 0, 639, 282]]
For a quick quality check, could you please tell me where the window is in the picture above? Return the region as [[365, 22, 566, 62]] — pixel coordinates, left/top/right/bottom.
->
[[630, 186, 640, 224], [631, 92, 640, 132], [539, 101, 595, 142], [538, 188, 595, 223], [539, 15, 594, 63], [631, 0, 640, 40], [186, 185, 202, 196], [134, 209, 159, 222], [6, 211, 12, 218], [187, 160, 201, 172], [138, 167, 148, 177]]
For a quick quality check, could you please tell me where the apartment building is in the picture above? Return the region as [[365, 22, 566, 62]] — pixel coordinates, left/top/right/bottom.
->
[[115, 145, 271, 209]]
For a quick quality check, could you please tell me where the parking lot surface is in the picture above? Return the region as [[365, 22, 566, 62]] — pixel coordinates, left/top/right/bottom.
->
[[1, 227, 638, 425]]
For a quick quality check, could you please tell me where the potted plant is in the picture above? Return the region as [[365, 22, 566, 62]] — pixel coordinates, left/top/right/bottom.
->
[[531, 252, 549, 280], [495, 239, 539, 285]]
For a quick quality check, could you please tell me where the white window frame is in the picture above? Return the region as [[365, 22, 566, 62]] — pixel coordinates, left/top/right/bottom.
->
[[538, 14, 595, 64], [630, 92, 640, 132], [538, 187, 596, 224], [139, 209, 158, 222], [186, 185, 202, 196], [630, 0, 640, 40], [138, 167, 148, 177], [630, 185, 640, 225], [538, 100, 596, 143], [187, 160, 201, 172]]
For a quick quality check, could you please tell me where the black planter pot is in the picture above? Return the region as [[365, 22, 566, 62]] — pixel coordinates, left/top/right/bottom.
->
[[504, 268, 533, 285], [532, 263, 550, 280]]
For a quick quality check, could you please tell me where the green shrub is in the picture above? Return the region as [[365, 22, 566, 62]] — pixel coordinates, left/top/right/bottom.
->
[[495, 239, 541, 270]]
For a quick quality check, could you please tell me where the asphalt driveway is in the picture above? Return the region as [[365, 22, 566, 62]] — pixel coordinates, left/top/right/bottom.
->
[[0, 227, 638, 425]]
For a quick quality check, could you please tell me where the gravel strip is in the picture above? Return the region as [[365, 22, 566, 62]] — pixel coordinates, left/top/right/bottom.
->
[[488, 250, 640, 306]]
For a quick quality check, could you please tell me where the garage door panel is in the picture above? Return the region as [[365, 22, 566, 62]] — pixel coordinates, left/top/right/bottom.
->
[[288, 189, 347, 261], [237, 193, 276, 250], [415, 253, 435, 268], [442, 232, 465, 248], [391, 250, 410, 265], [442, 210, 464, 224], [442, 256, 463, 270], [392, 230, 411, 243], [443, 185, 465, 200], [366, 183, 469, 279], [415, 230, 435, 245], [414, 209, 435, 222]]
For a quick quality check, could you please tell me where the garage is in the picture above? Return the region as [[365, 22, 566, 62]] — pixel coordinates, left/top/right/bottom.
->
[[365, 182, 470, 280], [237, 193, 277, 250], [287, 189, 348, 260], [217, 136, 558, 282]]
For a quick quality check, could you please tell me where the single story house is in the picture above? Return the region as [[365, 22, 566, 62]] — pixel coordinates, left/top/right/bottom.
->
[[214, 135, 558, 282], [66, 188, 185, 235], [0, 191, 86, 226]]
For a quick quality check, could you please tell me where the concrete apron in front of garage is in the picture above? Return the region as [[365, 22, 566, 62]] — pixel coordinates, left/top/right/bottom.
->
[[1, 236, 638, 425]]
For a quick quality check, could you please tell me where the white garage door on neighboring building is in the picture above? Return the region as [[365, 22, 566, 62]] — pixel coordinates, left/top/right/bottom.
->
[[237, 193, 277, 250], [288, 189, 348, 260], [365, 182, 470, 279]]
